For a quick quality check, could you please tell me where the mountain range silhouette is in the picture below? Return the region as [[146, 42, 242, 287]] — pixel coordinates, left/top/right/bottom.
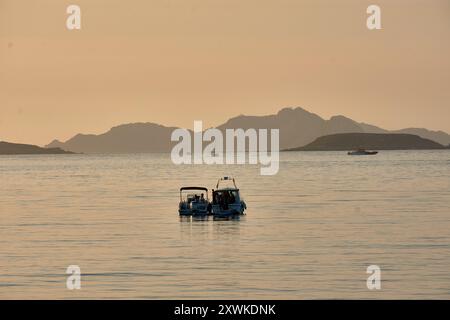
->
[[45, 107, 450, 153]]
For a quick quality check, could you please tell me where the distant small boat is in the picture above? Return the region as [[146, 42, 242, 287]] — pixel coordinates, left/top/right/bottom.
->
[[348, 149, 378, 156]]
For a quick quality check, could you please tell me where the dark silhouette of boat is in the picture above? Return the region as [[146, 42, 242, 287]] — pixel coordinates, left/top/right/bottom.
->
[[178, 187, 211, 216], [211, 177, 247, 217], [348, 148, 378, 155]]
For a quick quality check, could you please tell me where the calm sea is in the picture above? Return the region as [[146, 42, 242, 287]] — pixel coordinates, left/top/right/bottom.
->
[[1, 151, 450, 299]]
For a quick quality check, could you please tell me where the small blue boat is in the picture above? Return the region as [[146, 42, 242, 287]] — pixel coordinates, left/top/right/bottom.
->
[[211, 177, 247, 217], [178, 187, 211, 216]]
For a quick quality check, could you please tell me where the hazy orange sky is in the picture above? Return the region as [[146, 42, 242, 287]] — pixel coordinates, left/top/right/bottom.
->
[[1, 0, 449, 146]]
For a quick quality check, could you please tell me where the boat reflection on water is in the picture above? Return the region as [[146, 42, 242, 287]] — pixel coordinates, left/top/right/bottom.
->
[[178, 213, 243, 243], [179, 214, 243, 222]]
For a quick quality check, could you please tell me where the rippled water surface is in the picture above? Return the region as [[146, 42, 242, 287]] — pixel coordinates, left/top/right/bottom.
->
[[1, 151, 450, 299]]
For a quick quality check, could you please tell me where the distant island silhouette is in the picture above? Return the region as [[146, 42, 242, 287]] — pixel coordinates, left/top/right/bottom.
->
[[45, 107, 450, 153], [0, 141, 74, 155], [284, 133, 446, 151]]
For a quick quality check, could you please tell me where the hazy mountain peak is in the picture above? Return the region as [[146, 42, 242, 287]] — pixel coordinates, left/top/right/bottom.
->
[[109, 122, 165, 131], [46, 139, 65, 149], [277, 106, 320, 118], [324, 115, 362, 135], [329, 115, 354, 122], [277, 107, 302, 115]]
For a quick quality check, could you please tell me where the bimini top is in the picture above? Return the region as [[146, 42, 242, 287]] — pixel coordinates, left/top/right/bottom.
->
[[180, 186, 208, 192]]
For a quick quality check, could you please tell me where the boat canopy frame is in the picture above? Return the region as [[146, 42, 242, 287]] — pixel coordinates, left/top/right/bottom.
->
[[179, 187, 209, 201], [215, 176, 237, 189]]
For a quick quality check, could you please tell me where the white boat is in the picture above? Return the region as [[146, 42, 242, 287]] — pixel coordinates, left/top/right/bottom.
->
[[211, 177, 247, 217], [178, 187, 211, 216], [348, 148, 378, 155]]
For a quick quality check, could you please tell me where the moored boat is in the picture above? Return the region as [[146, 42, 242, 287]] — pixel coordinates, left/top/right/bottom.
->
[[178, 187, 211, 216], [348, 148, 378, 155], [211, 177, 247, 217]]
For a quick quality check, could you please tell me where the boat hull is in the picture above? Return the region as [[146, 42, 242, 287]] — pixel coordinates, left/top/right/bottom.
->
[[211, 203, 246, 217], [348, 151, 378, 155], [179, 209, 193, 216], [179, 201, 211, 216]]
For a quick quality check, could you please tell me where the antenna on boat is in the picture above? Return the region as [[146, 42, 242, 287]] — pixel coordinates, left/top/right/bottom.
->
[[216, 176, 237, 189]]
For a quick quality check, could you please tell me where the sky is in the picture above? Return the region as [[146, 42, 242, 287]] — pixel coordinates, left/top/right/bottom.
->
[[1, 0, 449, 146]]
